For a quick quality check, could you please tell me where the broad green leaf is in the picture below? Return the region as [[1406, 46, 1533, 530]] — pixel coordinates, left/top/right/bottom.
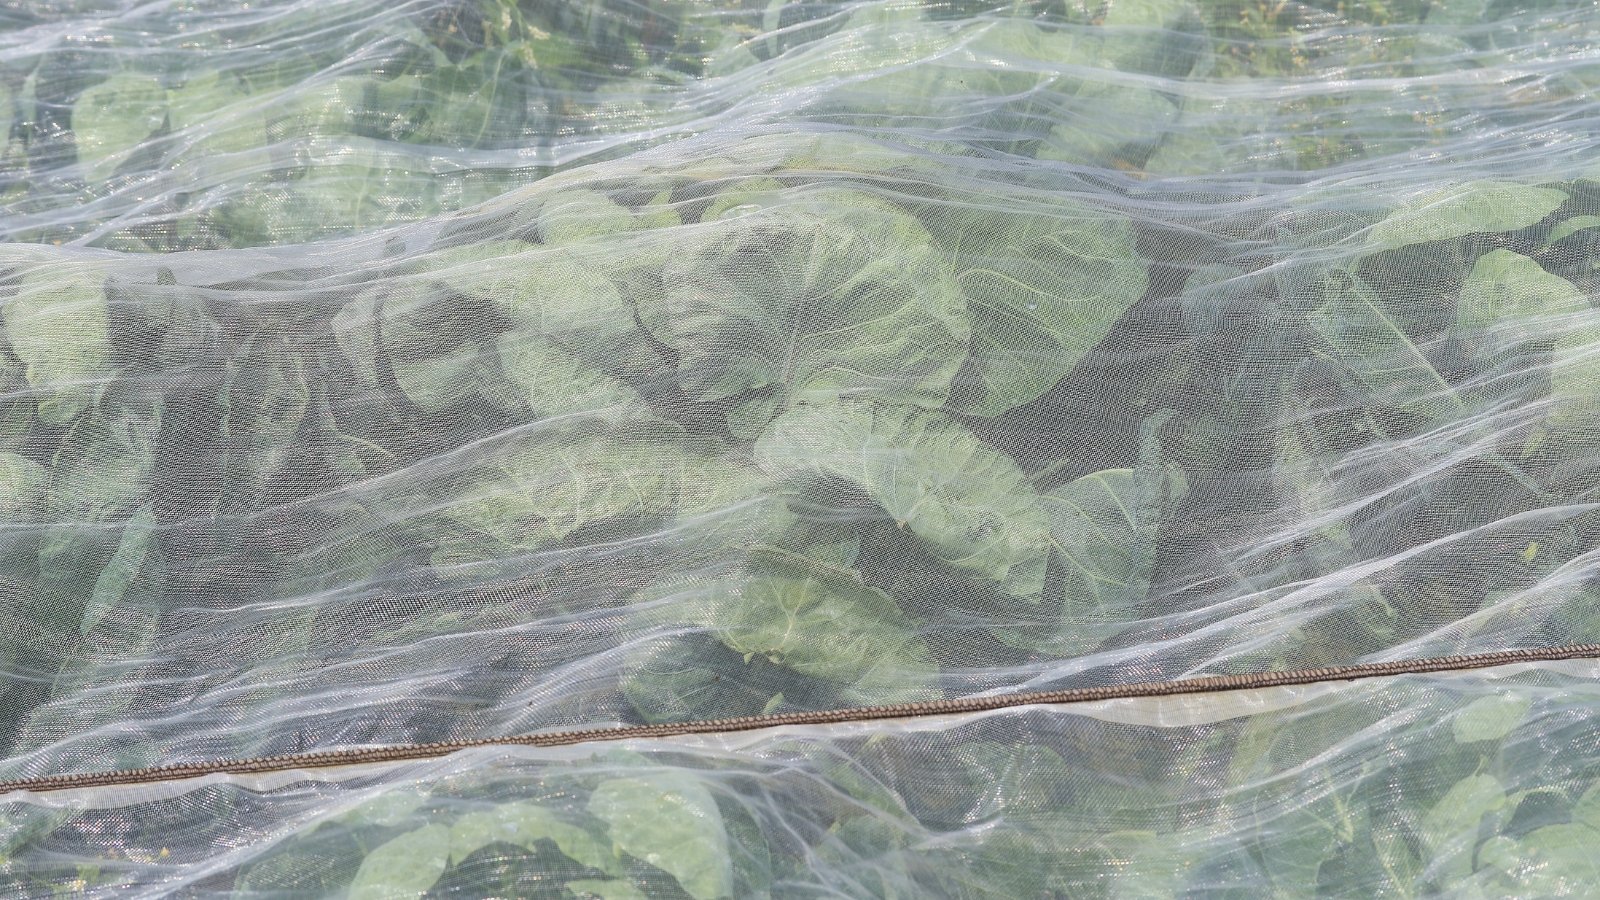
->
[[0, 452, 47, 520], [0, 248, 112, 425], [331, 287, 382, 386], [487, 331, 649, 420], [1420, 774, 1505, 881], [1568, 780, 1600, 831], [1455, 250, 1584, 338], [539, 190, 642, 245], [410, 51, 525, 146], [334, 791, 428, 829], [1546, 324, 1600, 426], [1099, 0, 1207, 79], [166, 69, 262, 158], [1499, 824, 1600, 894], [410, 243, 658, 376], [1035, 84, 1180, 167], [756, 398, 1049, 597], [449, 802, 618, 873], [72, 73, 168, 181], [222, 338, 310, 494], [1547, 215, 1600, 245], [347, 823, 451, 899], [645, 191, 969, 433], [589, 774, 732, 900], [620, 631, 793, 723], [48, 411, 154, 522], [994, 467, 1167, 654], [81, 504, 155, 635], [932, 201, 1147, 416], [1305, 270, 1460, 421], [431, 434, 779, 567], [391, 343, 483, 412], [271, 76, 422, 141], [1365, 182, 1567, 251], [766, 21, 963, 111], [213, 142, 441, 242], [1451, 693, 1531, 744], [673, 572, 938, 703], [700, 177, 788, 222]]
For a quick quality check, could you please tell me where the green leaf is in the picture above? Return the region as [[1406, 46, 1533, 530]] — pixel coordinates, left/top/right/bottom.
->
[[81, 504, 155, 635], [72, 73, 168, 181], [431, 433, 779, 568], [1451, 693, 1531, 744], [1365, 182, 1567, 251], [669, 572, 939, 703], [1567, 781, 1600, 831], [391, 343, 483, 412], [486, 331, 649, 421], [1035, 84, 1180, 167], [644, 191, 969, 433], [1455, 250, 1585, 337], [333, 791, 428, 829], [1546, 215, 1600, 246], [538, 190, 644, 245], [166, 69, 262, 158], [588, 774, 732, 900], [331, 287, 382, 386], [756, 398, 1049, 597], [932, 202, 1147, 416], [410, 243, 660, 377], [212, 141, 441, 242], [0, 451, 48, 520], [449, 802, 618, 873], [1500, 824, 1600, 894], [48, 410, 154, 522], [347, 823, 451, 899], [994, 467, 1167, 654], [1305, 270, 1461, 421], [1420, 774, 1505, 881], [0, 248, 112, 425], [700, 178, 788, 223], [1099, 0, 1207, 79], [1546, 325, 1600, 427]]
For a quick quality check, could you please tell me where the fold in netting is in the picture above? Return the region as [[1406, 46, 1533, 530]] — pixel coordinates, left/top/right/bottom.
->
[[6, 644, 1597, 796]]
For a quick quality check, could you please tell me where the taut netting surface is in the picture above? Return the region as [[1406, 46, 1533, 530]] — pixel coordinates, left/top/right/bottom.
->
[[4, 0, 1600, 895]]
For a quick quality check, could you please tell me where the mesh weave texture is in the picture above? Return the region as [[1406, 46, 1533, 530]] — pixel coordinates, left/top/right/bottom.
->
[[3, 0, 1600, 895]]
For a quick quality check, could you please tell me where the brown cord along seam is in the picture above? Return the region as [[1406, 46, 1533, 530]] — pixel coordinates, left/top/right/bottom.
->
[[4, 644, 1599, 795]]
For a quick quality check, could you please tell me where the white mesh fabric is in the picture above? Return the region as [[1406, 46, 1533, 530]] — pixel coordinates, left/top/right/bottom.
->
[[2, 0, 1600, 895]]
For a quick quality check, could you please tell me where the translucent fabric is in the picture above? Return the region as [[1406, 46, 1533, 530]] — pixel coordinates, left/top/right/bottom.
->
[[8, 664, 1600, 896], [3, 0, 1600, 895]]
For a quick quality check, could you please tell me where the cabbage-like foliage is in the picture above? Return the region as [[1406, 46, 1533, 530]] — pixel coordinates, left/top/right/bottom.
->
[[641, 190, 970, 435]]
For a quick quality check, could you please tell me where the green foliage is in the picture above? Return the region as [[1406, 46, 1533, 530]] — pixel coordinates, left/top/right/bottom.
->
[[71, 73, 168, 182], [756, 398, 1049, 597], [931, 201, 1147, 415], [588, 775, 733, 900], [643, 191, 969, 434], [1365, 182, 1568, 252], [348, 824, 452, 899], [0, 248, 111, 425], [3, 3, 1600, 898]]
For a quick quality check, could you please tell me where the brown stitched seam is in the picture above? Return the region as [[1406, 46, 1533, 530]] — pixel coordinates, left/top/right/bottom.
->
[[4, 644, 1598, 795]]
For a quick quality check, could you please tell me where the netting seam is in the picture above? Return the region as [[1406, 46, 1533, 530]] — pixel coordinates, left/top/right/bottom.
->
[[5, 644, 1597, 796]]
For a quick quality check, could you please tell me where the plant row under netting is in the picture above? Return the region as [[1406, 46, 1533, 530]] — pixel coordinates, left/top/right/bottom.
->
[[3, 0, 1600, 896], [9, 669, 1600, 896], [4, 0, 1593, 248]]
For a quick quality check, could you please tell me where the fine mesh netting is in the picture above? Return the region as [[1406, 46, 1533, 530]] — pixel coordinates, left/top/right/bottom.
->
[[4, 0, 1600, 895]]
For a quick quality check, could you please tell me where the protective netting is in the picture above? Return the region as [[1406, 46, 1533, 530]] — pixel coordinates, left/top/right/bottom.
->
[[10, 665, 1600, 895], [4, 0, 1600, 894]]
